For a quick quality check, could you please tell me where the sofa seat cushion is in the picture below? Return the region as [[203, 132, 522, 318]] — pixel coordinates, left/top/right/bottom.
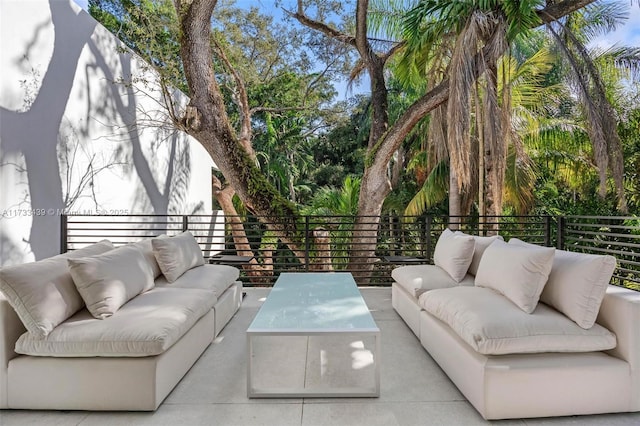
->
[[154, 264, 239, 298], [419, 286, 617, 355], [15, 287, 216, 357], [392, 264, 474, 298], [0, 240, 114, 338]]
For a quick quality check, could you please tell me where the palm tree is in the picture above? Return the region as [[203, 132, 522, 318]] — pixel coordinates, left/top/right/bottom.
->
[[543, 0, 640, 212], [401, 0, 638, 218]]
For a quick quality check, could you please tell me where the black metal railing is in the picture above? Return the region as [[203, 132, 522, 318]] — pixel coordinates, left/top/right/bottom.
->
[[62, 213, 564, 286], [559, 216, 640, 290]]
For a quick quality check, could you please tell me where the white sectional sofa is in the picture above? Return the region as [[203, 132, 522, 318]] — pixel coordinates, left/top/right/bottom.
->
[[392, 229, 640, 420], [0, 232, 242, 411]]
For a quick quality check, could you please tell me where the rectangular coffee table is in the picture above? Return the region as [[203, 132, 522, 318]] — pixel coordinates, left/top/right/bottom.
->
[[246, 272, 380, 398]]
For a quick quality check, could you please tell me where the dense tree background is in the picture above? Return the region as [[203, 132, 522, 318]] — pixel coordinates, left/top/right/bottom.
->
[[89, 0, 640, 219]]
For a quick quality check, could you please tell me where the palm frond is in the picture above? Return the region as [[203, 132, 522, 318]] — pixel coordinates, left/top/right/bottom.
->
[[404, 160, 448, 216]]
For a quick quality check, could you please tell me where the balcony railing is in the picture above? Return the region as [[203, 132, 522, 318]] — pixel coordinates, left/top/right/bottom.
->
[[61, 214, 639, 289]]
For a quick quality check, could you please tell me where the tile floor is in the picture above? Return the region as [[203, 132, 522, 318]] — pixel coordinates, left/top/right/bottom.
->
[[1, 287, 639, 426]]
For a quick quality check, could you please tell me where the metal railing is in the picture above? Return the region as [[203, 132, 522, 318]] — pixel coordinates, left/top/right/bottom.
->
[[62, 213, 558, 286], [559, 216, 640, 290]]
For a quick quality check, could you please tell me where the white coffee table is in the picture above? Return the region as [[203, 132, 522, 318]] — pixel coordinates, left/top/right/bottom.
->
[[246, 272, 381, 398]]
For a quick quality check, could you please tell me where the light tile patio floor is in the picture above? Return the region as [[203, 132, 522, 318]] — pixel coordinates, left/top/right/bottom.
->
[[1, 287, 639, 426]]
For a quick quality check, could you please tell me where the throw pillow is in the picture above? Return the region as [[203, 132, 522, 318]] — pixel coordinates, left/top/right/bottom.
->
[[454, 231, 504, 276], [68, 245, 155, 319], [131, 238, 162, 279], [152, 231, 205, 282], [475, 239, 555, 313], [509, 238, 616, 329], [0, 240, 114, 337], [433, 228, 475, 282]]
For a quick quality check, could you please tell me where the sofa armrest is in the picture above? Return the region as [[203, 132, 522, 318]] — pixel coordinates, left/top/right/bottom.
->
[[0, 293, 26, 407], [597, 285, 640, 410]]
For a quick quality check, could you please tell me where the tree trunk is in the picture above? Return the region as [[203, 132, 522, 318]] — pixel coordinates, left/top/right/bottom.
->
[[449, 170, 462, 230], [173, 0, 304, 260], [211, 175, 275, 281]]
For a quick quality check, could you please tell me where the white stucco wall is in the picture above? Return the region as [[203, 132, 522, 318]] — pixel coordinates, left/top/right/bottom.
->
[[0, 0, 216, 265]]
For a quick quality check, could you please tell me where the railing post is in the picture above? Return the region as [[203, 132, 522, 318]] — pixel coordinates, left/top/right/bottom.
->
[[544, 215, 552, 247], [60, 214, 68, 254], [557, 216, 566, 250], [426, 215, 433, 262], [304, 216, 310, 271], [182, 215, 188, 232]]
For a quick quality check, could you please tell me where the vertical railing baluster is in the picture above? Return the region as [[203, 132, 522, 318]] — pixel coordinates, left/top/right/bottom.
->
[[426, 215, 433, 262], [544, 215, 552, 247], [304, 216, 310, 271], [557, 216, 566, 250], [60, 214, 68, 254]]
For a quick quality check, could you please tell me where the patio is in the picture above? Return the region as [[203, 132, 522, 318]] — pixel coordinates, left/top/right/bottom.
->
[[1, 287, 638, 426]]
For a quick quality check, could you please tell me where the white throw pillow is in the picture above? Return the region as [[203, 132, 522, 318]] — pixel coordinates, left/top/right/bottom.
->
[[433, 228, 475, 282], [0, 240, 114, 338], [131, 238, 162, 279], [475, 239, 555, 313], [454, 231, 504, 276], [152, 231, 205, 282], [68, 245, 155, 319], [509, 238, 616, 329]]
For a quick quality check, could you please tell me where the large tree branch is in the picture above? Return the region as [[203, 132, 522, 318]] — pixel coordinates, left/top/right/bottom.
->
[[538, 0, 596, 23], [284, 1, 356, 47]]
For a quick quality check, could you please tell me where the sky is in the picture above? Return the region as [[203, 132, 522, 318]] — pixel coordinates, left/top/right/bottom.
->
[[73, 0, 640, 99]]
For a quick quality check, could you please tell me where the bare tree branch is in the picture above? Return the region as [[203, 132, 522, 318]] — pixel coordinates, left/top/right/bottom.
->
[[284, 1, 357, 47]]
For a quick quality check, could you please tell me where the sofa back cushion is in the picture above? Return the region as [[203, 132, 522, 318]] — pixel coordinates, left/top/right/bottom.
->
[[433, 228, 475, 282], [455, 232, 503, 276], [68, 245, 155, 319], [0, 240, 114, 338], [475, 239, 555, 313], [420, 286, 617, 355], [509, 238, 616, 329], [131, 238, 162, 279], [152, 231, 205, 283]]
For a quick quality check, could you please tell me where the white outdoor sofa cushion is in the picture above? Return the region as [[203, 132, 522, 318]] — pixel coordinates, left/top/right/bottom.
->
[[152, 231, 205, 282], [475, 239, 555, 313], [433, 228, 475, 282], [509, 238, 617, 329], [68, 244, 156, 319], [0, 240, 115, 338], [155, 264, 240, 298], [14, 287, 216, 357], [391, 264, 474, 298], [420, 286, 617, 355]]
